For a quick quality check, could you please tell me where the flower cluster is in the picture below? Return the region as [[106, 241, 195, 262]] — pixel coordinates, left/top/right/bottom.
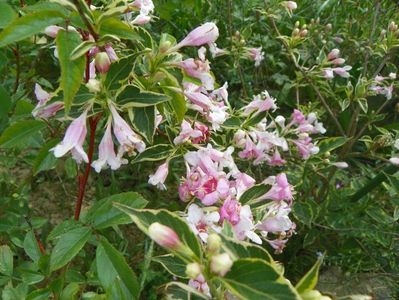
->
[[369, 73, 396, 100], [234, 94, 325, 165], [323, 48, 352, 79]]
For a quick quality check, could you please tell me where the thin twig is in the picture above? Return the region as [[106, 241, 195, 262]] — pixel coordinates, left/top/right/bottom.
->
[[12, 46, 20, 94], [268, 17, 346, 136], [72, 0, 99, 41]]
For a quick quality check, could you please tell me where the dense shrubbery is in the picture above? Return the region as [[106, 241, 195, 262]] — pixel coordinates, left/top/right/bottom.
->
[[0, 0, 398, 299]]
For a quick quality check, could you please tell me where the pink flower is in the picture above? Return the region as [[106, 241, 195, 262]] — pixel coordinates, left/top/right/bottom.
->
[[105, 44, 118, 62], [246, 47, 264, 67], [186, 204, 220, 242], [188, 275, 211, 297], [110, 104, 146, 155], [32, 84, 64, 119], [266, 238, 288, 253], [234, 172, 255, 198], [132, 14, 151, 25], [333, 65, 352, 78], [148, 162, 169, 190], [257, 202, 293, 233], [220, 198, 241, 225], [176, 22, 219, 49], [179, 58, 214, 90], [233, 205, 262, 244], [148, 222, 181, 249], [52, 110, 88, 163], [291, 109, 306, 124], [323, 68, 334, 79], [174, 120, 202, 145], [92, 121, 127, 173], [243, 90, 277, 115], [130, 0, 154, 15], [34, 83, 51, 105], [327, 48, 340, 60], [270, 149, 286, 166], [33, 102, 64, 119], [293, 135, 319, 159], [261, 174, 294, 202]]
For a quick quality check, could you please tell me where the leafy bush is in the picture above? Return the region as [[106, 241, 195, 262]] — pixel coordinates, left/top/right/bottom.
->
[[0, 0, 398, 299]]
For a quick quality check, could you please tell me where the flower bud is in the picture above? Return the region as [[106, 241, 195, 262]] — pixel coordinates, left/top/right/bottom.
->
[[327, 48, 340, 60], [294, 21, 300, 28], [300, 29, 308, 37], [207, 233, 221, 253], [95, 52, 111, 74], [210, 253, 233, 277], [148, 222, 181, 249], [302, 290, 332, 300], [332, 162, 349, 169], [282, 1, 297, 11], [85, 79, 101, 93], [380, 29, 387, 38], [292, 28, 300, 36], [325, 23, 332, 31], [389, 21, 397, 32], [185, 262, 202, 279]]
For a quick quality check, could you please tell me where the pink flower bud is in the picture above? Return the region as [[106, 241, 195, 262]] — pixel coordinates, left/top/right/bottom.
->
[[148, 162, 169, 190], [95, 52, 111, 74], [176, 22, 219, 49], [148, 222, 181, 249], [331, 58, 345, 65], [282, 1, 297, 11], [327, 48, 340, 60], [210, 253, 233, 277]]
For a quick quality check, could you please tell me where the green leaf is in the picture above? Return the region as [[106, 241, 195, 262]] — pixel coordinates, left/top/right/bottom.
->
[[317, 137, 348, 154], [220, 258, 300, 300], [26, 288, 51, 300], [23, 231, 43, 262], [130, 106, 155, 144], [60, 283, 80, 300], [56, 30, 86, 113], [0, 245, 13, 276], [96, 238, 140, 299], [0, 3, 17, 29], [118, 86, 171, 108], [105, 54, 138, 91], [84, 192, 148, 229], [153, 255, 187, 278], [239, 184, 269, 205], [50, 226, 91, 271], [295, 256, 323, 293], [32, 139, 59, 174], [132, 144, 174, 164], [99, 18, 141, 41], [70, 41, 96, 61], [220, 234, 272, 263], [0, 85, 12, 118], [0, 10, 66, 47], [114, 205, 202, 259], [0, 120, 45, 149]]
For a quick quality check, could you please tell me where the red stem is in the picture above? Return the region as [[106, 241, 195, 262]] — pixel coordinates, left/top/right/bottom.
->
[[74, 114, 101, 221]]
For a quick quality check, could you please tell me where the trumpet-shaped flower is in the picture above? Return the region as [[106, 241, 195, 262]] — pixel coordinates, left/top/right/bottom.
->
[[92, 122, 127, 173], [176, 22, 219, 49], [148, 162, 169, 190], [110, 104, 146, 155], [52, 110, 88, 163], [186, 204, 220, 242]]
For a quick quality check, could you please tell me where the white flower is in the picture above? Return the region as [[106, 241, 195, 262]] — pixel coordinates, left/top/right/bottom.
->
[[186, 204, 220, 242]]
